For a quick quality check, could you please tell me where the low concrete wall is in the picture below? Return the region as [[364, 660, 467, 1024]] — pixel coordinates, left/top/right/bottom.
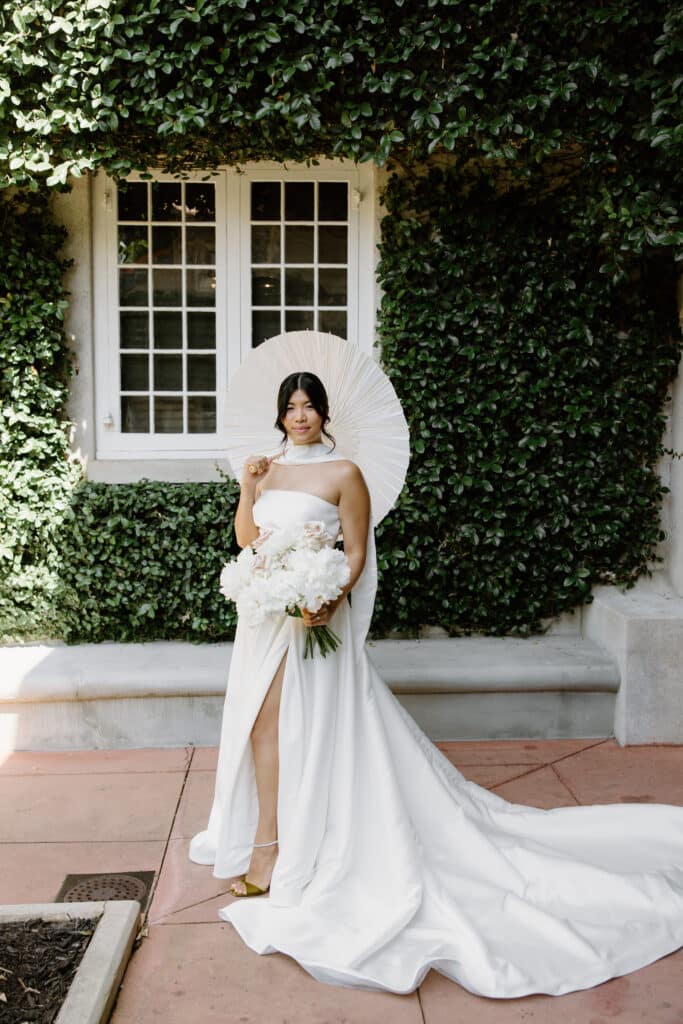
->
[[584, 576, 683, 744], [0, 636, 619, 750]]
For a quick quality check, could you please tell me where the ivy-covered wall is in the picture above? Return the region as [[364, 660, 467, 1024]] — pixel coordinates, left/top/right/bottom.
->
[[1, 0, 682, 642], [1, 1, 682, 226], [373, 168, 681, 635], [0, 172, 680, 643], [0, 190, 80, 641]]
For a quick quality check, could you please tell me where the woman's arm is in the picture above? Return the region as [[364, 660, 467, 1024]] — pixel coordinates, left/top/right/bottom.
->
[[234, 454, 273, 548], [302, 462, 370, 626]]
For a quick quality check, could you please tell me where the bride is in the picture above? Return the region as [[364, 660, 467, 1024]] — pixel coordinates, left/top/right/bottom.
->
[[190, 370, 683, 998]]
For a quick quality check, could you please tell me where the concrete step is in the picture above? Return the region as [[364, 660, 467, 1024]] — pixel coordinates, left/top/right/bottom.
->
[[370, 635, 619, 741], [0, 635, 619, 750]]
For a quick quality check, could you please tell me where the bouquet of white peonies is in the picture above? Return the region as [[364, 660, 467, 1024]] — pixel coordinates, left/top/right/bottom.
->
[[219, 520, 351, 658]]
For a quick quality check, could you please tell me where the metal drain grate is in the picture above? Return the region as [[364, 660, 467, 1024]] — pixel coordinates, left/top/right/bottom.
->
[[54, 871, 156, 911]]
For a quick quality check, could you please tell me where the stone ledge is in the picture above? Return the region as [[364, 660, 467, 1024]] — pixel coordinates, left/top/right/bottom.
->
[[584, 580, 683, 744], [0, 636, 620, 748], [368, 635, 618, 693], [0, 635, 619, 704]]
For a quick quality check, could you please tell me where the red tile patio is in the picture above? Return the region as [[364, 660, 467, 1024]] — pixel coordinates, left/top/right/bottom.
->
[[2, 737, 682, 1023]]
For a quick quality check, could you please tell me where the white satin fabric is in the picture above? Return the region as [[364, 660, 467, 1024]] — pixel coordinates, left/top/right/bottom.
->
[[189, 488, 683, 997]]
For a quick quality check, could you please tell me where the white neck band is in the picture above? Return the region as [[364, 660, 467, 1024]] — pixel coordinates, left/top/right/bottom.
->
[[274, 439, 345, 464]]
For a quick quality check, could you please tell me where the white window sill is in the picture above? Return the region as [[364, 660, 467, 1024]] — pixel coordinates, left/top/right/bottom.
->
[[85, 458, 234, 484]]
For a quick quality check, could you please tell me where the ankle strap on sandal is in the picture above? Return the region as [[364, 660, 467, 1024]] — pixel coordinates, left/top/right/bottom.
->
[[253, 838, 279, 847]]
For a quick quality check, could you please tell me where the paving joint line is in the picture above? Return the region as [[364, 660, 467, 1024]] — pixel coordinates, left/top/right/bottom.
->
[[488, 762, 555, 791], [0, 839, 176, 845], [416, 981, 427, 1023], [148, 888, 236, 925], [138, 743, 196, 931], [549, 738, 614, 805], [547, 736, 612, 768], [549, 762, 582, 805]]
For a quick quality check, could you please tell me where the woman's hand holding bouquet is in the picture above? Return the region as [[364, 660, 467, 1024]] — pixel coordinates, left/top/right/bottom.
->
[[219, 520, 350, 658]]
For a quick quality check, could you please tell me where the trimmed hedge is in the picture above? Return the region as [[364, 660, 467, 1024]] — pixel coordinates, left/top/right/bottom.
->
[[56, 480, 241, 642]]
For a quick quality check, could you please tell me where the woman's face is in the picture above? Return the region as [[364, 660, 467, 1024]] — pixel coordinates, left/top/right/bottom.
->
[[283, 388, 323, 443]]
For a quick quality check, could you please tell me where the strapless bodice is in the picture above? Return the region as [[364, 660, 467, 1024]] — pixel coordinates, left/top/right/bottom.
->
[[253, 488, 341, 540]]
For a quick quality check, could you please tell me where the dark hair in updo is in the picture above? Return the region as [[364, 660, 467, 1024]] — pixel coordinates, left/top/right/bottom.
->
[[274, 371, 336, 450]]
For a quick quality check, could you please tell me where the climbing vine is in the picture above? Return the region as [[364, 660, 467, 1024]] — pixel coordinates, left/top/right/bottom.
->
[[372, 167, 681, 634]]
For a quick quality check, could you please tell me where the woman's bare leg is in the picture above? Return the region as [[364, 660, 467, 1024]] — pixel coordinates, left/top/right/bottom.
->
[[228, 648, 287, 895]]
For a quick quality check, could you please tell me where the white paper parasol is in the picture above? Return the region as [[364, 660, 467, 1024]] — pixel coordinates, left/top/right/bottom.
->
[[224, 331, 410, 525]]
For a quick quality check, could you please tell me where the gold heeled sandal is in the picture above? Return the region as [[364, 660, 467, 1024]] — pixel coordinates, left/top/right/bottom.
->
[[228, 838, 278, 898]]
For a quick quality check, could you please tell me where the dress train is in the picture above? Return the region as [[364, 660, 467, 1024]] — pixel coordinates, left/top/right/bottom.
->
[[189, 488, 683, 997]]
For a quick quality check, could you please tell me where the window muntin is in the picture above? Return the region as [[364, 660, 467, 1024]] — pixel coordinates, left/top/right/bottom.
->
[[116, 180, 218, 434], [94, 162, 372, 460], [250, 180, 349, 346]]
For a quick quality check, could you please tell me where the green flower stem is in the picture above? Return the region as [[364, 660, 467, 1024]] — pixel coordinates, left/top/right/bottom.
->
[[287, 607, 342, 658], [305, 624, 342, 659]]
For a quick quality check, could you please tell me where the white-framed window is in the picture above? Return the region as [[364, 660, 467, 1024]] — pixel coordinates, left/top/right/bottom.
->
[[93, 160, 375, 460]]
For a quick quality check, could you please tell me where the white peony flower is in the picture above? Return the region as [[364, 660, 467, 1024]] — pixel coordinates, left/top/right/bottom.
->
[[218, 521, 351, 656]]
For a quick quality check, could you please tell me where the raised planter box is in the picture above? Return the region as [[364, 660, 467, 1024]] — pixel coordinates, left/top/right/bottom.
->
[[0, 900, 141, 1024]]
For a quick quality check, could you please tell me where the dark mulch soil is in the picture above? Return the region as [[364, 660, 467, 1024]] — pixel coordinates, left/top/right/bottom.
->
[[0, 916, 97, 1023]]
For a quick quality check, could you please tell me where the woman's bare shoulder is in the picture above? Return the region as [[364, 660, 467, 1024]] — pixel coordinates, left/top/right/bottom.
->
[[330, 457, 359, 474], [332, 459, 368, 489]]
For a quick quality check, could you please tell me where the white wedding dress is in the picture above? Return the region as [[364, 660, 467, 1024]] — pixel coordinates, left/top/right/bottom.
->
[[189, 485, 683, 998]]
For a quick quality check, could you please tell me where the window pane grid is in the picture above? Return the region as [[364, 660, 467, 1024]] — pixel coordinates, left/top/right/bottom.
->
[[117, 180, 217, 434], [250, 180, 349, 346], [313, 183, 319, 314]]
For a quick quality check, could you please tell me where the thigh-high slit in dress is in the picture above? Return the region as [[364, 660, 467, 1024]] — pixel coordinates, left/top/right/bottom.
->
[[189, 487, 683, 997]]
